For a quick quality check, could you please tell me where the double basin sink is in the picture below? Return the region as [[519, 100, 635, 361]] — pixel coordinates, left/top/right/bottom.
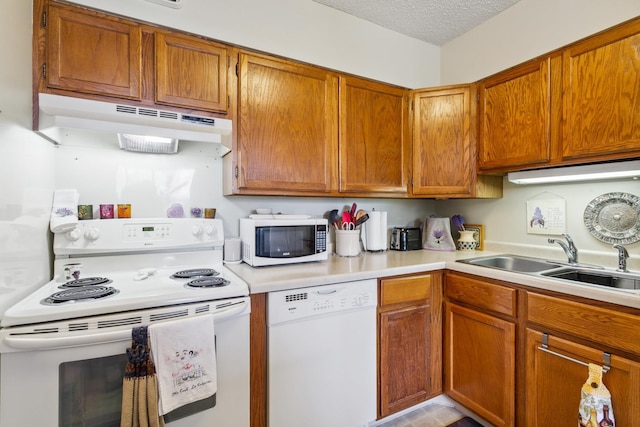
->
[[457, 254, 640, 292]]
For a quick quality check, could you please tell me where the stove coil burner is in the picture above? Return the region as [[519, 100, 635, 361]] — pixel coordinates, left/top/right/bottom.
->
[[42, 286, 119, 305], [171, 268, 219, 279], [185, 277, 230, 288], [60, 277, 111, 288]]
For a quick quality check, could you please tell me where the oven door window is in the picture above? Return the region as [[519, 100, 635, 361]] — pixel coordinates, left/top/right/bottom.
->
[[255, 225, 315, 258], [58, 351, 217, 426], [59, 354, 127, 426]]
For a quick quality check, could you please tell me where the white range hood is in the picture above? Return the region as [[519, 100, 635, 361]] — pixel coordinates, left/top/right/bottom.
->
[[36, 93, 232, 153]]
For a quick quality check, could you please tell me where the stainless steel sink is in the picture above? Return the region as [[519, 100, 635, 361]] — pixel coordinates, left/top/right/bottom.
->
[[457, 254, 562, 273], [457, 254, 640, 293], [541, 268, 640, 291]]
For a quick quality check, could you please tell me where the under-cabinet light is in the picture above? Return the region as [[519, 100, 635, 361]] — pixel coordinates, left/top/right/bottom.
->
[[507, 160, 640, 184]]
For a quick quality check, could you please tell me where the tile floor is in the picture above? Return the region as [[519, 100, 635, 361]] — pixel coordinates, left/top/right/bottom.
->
[[375, 402, 466, 427]]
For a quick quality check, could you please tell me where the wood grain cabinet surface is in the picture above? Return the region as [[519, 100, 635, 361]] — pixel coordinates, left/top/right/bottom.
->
[[478, 16, 640, 173], [44, 2, 142, 100], [236, 52, 339, 195], [339, 76, 409, 195], [413, 85, 502, 198], [478, 57, 559, 172], [444, 273, 516, 427], [154, 31, 228, 113], [378, 273, 442, 419], [562, 18, 640, 162], [36, 0, 230, 119]]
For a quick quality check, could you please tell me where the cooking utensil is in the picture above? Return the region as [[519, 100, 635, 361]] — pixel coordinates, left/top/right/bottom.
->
[[342, 210, 352, 226], [355, 213, 369, 227], [349, 203, 357, 221], [341, 222, 355, 230], [328, 209, 341, 228]]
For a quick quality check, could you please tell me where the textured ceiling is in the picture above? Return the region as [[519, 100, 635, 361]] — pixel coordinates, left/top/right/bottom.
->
[[312, 0, 523, 46]]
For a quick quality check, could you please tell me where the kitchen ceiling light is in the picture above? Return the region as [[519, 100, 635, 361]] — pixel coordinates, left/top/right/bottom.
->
[[507, 160, 640, 184], [117, 134, 179, 154]]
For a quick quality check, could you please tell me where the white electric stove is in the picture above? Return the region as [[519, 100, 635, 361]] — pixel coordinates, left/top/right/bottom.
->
[[0, 218, 251, 427], [2, 218, 248, 327]]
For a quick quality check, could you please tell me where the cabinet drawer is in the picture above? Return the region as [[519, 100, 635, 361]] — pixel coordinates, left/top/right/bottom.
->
[[380, 275, 431, 306], [527, 293, 640, 355], [446, 273, 516, 317]]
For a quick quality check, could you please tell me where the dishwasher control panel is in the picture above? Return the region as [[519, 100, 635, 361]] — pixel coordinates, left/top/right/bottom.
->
[[268, 279, 377, 325]]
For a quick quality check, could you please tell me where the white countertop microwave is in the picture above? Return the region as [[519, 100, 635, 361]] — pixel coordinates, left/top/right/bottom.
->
[[239, 216, 328, 266]]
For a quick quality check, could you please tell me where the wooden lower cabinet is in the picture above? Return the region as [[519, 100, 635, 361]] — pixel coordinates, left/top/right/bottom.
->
[[525, 329, 640, 426], [378, 272, 442, 419], [445, 302, 516, 427]]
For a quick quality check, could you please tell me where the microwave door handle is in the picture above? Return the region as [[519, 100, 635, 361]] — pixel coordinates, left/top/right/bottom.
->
[[3, 300, 249, 351]]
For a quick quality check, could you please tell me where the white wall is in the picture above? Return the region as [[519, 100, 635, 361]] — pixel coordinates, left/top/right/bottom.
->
[[66, 0, 441, 89], [441, 0, 640, 84], [0, 0, 56, 314]]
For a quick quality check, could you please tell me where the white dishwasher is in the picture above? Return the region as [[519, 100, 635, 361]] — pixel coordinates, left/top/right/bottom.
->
[[268, 279, 377, 427]]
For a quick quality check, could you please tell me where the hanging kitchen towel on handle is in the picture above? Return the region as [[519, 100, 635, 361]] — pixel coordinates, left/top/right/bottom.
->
[[121, 326, 164, 427], [149, 314, 217, 415], [578, 363, 615, 426]]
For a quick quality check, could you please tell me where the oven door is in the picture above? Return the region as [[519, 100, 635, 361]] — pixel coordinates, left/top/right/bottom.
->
[[0, 298, 250, 427]]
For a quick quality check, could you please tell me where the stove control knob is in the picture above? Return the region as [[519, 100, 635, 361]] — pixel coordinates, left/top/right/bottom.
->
[[66, 228, 82, 241], [192, 225, 203, 237], [204, 224, 216, 236], [84, 227, 100, 241]]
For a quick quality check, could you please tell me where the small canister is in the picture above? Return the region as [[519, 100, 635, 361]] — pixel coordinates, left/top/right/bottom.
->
[[77, 205, 93, 220], [100, 204, 114, 219], [117, 204, 131, 218], [204, 208, 216, 219]]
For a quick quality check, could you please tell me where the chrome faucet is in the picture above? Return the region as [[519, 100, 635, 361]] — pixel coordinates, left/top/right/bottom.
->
[[548, 234, 578, 264], [613, 244, 629, 272]]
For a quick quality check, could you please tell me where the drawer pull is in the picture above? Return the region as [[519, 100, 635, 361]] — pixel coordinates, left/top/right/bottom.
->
[[539, 333, 611, 373]]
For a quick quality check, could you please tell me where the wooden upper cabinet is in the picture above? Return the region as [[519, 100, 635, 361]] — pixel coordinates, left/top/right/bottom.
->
[[339, 77, 409, 194], [155, 32, 228, 113], [45, 2, 142, 100], [237, 53, 338, 194], [478, 56, 560, 172], [562, 18, 640, 162], [412, 85, 476, 197]]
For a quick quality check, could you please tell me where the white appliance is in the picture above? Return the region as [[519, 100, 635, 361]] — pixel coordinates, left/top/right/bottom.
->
[[240, 215, 328, 267], [0, 218, 250, 427], [268, 279, 377, 427], [37, 93, 232, 152]]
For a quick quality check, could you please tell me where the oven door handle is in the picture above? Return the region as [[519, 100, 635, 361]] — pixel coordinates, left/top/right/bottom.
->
[[3, 300, 249, 351]]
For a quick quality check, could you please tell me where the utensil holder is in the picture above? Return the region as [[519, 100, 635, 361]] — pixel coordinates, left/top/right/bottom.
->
[[335, 229, 361, 257]]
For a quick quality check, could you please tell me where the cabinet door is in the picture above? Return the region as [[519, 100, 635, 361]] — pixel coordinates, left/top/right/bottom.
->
[[562, 19, 640, 161], [412, 85, 474, 197], [379, 304, 430, 418], [46, 2, 142, 100], [478, 57, 559, 171], [525, 329, 640, 426], [339, 77, 409, 194], [445, 302, 515, 427], [237, 53, 338, 194], [155, 32, 228, 113]]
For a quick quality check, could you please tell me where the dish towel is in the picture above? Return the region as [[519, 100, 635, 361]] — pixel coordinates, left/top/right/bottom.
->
[[148, 314, 217, 416], [121, 326, 164, 427], [422, 216, 455, 251], [50, 189, 79, 233], [578, 363, 615, 426]]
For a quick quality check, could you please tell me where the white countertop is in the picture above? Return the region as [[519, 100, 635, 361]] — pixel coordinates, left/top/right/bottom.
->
[[225, 249, 640, 310]]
